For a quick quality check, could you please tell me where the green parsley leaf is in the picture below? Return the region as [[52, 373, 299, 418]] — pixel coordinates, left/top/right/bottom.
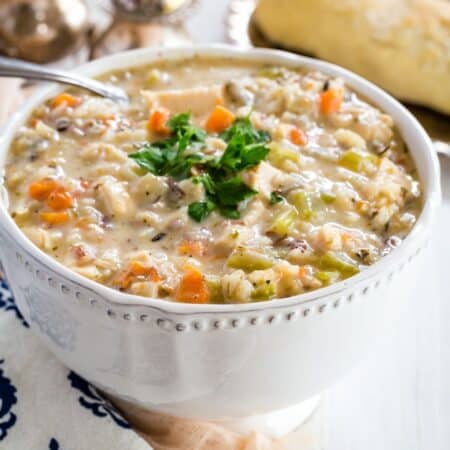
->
[[168, 112, 206, 151], [129, 113, 206, 180], [188, 200, 216, 222], [218, 205, 241, 219], [129, 145, 165, 175], [270, 192, 284, 204], [220, 117, 270, 145], [192, 173, 216, 196], [166, 112, 190, 131], [216, 176, 257, 206], [189, 175, 256, 220], [217, 116, 270, 175], [187, 116, 270, 221]]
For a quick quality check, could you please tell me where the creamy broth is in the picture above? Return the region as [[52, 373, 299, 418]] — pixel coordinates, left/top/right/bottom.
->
[[4, 58, 422, 303]]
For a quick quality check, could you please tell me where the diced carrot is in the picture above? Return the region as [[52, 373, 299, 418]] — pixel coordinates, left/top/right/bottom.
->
[[40, 211, 70, 225], [147, 108, 170, 134], [298, 266, 307, 278], [47, 187, 73, 210], [178, 240, 206, 257], [112, 261, 161, 290], [318, 89, 343, 115], [51, 93, 81, 109], [28, 179, 59, 201], [205, 105, 235, 133], [175, 266, 210, 304], [289, 127, 308, 146], [128, 261, 161, 281]]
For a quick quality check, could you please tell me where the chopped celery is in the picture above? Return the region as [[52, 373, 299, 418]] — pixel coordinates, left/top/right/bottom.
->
[[268, 205, 299, 236], [288, 190, 314, 220], [320, 191, 336, 204], [338, 149, 379, 173], [145, 69, 162, 87], [227, 247, 275, 271], [251, 282, 276, 301], [257, 67, 283, 79], [316, 271, 340, 285], [319, 252, 359, 277], [268, 142, 300, 169], [206, 276, 224, 304]]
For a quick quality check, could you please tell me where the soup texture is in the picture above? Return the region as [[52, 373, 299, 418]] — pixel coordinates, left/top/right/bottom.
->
[[4, 58, 422, 304]]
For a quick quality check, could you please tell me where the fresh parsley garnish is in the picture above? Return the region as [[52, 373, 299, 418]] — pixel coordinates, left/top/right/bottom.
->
[[190, 174, 258, 221], [270, 191, 284, 204], [128, 112, 271, 222], [188, 200, 216, 222], [187, 117, 270, 222], [216, 117, 270, 175], [167, 113, 206, 151], [220, 117, 270, 145], [129, 112, 206, 180]]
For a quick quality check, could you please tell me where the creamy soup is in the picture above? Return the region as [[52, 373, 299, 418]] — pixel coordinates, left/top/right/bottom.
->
[[4, 58, 422, 303]]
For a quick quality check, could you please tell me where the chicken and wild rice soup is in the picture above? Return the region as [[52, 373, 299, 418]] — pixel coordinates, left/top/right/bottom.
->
[[4, 58, 422, 304]]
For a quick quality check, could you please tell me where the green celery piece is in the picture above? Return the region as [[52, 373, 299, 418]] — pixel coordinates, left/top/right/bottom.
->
[[257, 67, 283, 80], [227, 247, 275, 272], [288, 190, 314, 220], [268, 205, 299, 236], [315, 270, 340, 285], [206, 276, 224, 304], [320, 191, 336, 204], [338, 149, 378, 173], [268, 142, 300, 169], [319, 252, 359, 277], [251, 282, 276, 301]]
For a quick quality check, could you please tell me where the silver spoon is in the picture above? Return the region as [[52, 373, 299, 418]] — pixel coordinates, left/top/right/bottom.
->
[[0, 56, 128, 103]]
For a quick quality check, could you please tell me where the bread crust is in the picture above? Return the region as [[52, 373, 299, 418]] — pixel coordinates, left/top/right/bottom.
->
[[255, 0, 450, 115]]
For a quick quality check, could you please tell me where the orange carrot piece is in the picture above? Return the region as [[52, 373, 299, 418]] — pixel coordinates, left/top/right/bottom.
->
[[178, 240, 206, 257], [28, 179, 59, 201], [128, 261, 161, 282], [51, 93, 81, 109], [205, 105, 235, 133], [147, 109, 170, 134], [289, 127, 308, 146], [318, 89, 343, 115], [47, 187, 73, 211], [298, 266, 307, 278], [112, 261, 161, 290], [40, 211, 70, 225], [175, 266, 210, 304]]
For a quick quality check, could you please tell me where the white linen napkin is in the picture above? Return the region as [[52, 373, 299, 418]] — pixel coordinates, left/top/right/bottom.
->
[[0, 276, 150, 450]]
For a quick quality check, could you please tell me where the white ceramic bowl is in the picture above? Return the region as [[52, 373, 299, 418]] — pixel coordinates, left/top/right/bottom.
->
[[0, 45, 441, 424]]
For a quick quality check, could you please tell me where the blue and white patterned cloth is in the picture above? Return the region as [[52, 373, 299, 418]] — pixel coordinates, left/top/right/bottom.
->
[[0, 277, 150, 450]]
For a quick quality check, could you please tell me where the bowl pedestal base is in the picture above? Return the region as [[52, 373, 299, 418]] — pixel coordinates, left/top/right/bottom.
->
[[211, 395, 321, 438]]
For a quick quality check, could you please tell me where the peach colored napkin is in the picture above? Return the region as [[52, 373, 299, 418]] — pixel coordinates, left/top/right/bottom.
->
[[112, 397, 286, 450], [112, 395, 322, 450]]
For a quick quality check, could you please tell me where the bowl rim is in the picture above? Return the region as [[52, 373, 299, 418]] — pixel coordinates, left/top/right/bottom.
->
[[0, 44, 441, 314]]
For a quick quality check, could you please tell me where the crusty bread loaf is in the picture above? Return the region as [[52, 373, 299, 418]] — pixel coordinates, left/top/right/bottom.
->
[[254, 0, 450, 115]]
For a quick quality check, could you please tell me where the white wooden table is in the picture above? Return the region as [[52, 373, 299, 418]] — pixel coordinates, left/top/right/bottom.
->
[[188, 2, 450, 449]]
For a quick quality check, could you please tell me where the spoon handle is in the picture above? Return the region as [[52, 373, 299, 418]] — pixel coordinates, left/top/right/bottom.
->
[[0, 56, 128, 103]]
